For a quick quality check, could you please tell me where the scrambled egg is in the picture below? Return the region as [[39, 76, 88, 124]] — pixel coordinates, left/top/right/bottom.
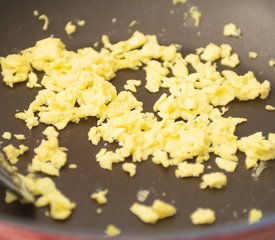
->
[[137, 189, 150, 202], [14, 134, 26, 140], [29, 127, 67, 176], [200, 172, 227, 189], [65, 21, 77, 35], [249, 51, 258, 59], [38, 15, 49, 31], [2, 131, 12, 140], [266, 105, 275, 111], [223, 23, 242, 38], [269, 59, 275, 67], [238, 132, 275, 169], [172, 0, 188, 4], [130, 199, 176, 224], [189, 7, 201, 27], [215, 157, 237, 172], [190, 208, 216, 225], [0, 30, 274, 225], [105, 224, 121, 237], [3, 144, 28, 164], [122, 162, 137, 177], [22, 175, 75, 220], [91, 189, 108, 205], [248, 208, 263, 224]]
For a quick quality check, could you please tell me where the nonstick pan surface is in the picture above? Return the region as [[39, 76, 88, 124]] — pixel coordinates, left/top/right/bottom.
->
[[1, 0, 275, 239]]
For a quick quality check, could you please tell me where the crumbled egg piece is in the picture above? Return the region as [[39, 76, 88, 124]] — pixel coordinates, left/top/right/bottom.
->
[[238, 132, 275, 169], [248, 208, 263, 224], [190, 208, 216, 225], [223, 23, 242, 38], [130, 199, 177, 224], [269, 59, 275, 67], [68, 163, 78, 169], [137, 189, 150, 202], [2, 131, 12, 140], [124, 79, 141, 93], [215, 157, 237, 173], [221, 53, 240, 68], [3, 144, 28, 164], [122, 162, 137, 177], [200, 43, 221, 62], [14, 134, 26, 140], [33, 10, 39, 17], [23, 175, 75, 220], [249, 51, 258, 59], [65, 21, 77, 35], [29, 127, 67, 176], [200, 172, 227, 189], [105, 224, 121, 237], [5, 191, 18, 203], [173, 0, 188, 4], [129, 20, 138, 28], [91, 189, 108, 205], [189, 6, 201, 27], [38, 15, 49, 31], [96, 208, 103, 214], [265, 104, 275, 111], [77, 20, 86, 27], [175, 162, 204, 178]]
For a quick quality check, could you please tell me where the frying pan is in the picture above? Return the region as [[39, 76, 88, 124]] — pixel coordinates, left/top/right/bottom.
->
[[1, 0, 275, 239]]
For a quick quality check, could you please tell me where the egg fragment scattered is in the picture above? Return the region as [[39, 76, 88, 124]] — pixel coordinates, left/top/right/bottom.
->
[[130, 199, 177, 224], [190, 208, 216, 225], [0, 29, 274, 226]]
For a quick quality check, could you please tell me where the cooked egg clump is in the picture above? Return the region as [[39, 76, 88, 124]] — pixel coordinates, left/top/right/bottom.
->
[[130, 199, 177, 224], [22, 175, 76, 220], [248, 208, 263, 224], [223, 23, 242, 38], [29, 126, 67, 176], [190, 208, 216, 225], [3, 144, 28, 164], [105, 224, 121, 237]]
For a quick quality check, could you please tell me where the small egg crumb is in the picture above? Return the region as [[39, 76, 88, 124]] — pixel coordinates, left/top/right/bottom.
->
[[248, 209, 263, 224], [3, 144, 28, 164], [137, 190, 150, 202], [65, 21, 77, 35], [189, 6, 201, 27], [130, 199, 176, 224], [173, 0, 188, 4], [238, 132, 275, 169], [38, 15, 49, 31], [252, 161, 267, 179], [269, 59, 275, 67], [249, 51, 258, 59], [105, 224, 121, 237], [200, 172, 227, 189], [68, 164, 78, 169], [265, 105, 275, 111], [215, 157, 238, 173], [91, 189, 108, 205], [5, 191, 18, 203], [23, 176, 76, 220], [223, 23, 242, 38], [190, 208, 216, 225], [221, 53, 240, 67], [129, 20, 138, 28], [175, 162, 204, 178], [33, 10, 39, 17], [96, 208, 103, 214], [111, 18, 117, 24], [77, 20, 86, 27], [14, 134, 26, 140], [2, 131, 12, 140], [124, 79, 141, 93], [122, 162, 136, 177]]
